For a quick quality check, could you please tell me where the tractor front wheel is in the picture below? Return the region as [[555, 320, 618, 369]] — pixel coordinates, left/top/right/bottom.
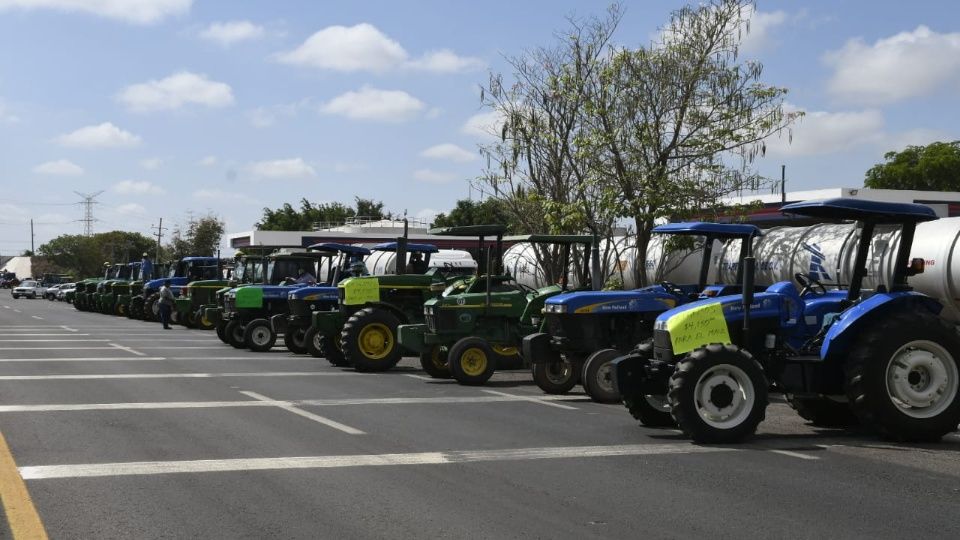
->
[[283, 327, 308, 354], [620, 343, 675, 427], [321, 335, 348, 366], [144, 294, 160, 321], [195, 309, 215, 330], [845, 311, 960, 442], [341, 308, 402, 372], [244, 319, 276, 352], [668, 344, 768, 444], [532, 359, 579, 394], [582, 349, 623, 403], [419, 345, 450, 379], [224, 320, 246, 349], [304, 327, 324, 358], [449, 337, 496, 386], [215, 320, 228, 343]]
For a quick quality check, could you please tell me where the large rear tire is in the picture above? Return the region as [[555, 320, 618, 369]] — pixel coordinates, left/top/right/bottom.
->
[[845, 310, 960, 442], [668, 344, 768, 444], [532, 359, 579, 394], [244, 319, 276, 352], [341, 308, 402, 372], [582, 349, 622, 403], [283, 327, 308, 354], [144, 294, 160, 321], [419, 344, 450, 379], [448, 337, 496, 386]]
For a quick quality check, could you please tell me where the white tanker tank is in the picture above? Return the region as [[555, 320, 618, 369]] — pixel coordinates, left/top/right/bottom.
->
[[363, 249, 476, 276]]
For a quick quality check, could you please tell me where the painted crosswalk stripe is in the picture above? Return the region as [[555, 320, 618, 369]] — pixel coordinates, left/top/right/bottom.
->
[[482, 389, 578, 410], [19, 443, 734, 480], [109, 343, 146, 356], [240, 391, 365, 435], [0, 372, 355, 381]]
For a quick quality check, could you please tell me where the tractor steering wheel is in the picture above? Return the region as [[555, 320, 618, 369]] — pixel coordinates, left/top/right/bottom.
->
[[660, 281, 685, 298], [795, 273, 827, 296]]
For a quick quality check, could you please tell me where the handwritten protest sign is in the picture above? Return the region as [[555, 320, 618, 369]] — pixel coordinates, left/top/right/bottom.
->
[[342, 277, 380, 305], [666, 302, 731, 355]]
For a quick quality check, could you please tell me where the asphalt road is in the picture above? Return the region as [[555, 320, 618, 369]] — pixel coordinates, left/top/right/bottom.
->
[[0, 296, 958, 539]]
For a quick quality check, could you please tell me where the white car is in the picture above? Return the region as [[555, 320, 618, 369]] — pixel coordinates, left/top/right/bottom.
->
[[12, 279, 45, 299], [56, 283, 76, 301]]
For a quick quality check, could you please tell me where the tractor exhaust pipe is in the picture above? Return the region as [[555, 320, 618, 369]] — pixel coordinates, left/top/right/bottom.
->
[[742, 255, 756, 347]]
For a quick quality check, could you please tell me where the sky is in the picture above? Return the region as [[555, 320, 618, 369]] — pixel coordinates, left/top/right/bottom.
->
[[1, 0, 959, 253]]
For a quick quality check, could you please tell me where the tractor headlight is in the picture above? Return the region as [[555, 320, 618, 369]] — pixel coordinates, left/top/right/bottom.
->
[[424, 305, 435, 315], [654, 319, 668, 331], [544, 304, 567, 314]]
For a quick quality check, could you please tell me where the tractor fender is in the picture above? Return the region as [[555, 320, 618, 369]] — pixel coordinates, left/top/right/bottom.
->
[[364, 302, 410, 324], [820, 292, 943, 361]]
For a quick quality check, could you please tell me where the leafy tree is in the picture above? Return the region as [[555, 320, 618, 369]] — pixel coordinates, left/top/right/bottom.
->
[[864, 141, 960, 191], [256, 197, 390, 230], [166, 213, 226, 259], [38, 231, 154, 277], [432, 198, 517, 231]]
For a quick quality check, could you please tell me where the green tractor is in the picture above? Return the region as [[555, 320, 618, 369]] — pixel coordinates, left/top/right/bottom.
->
[[74, 263, 119, 312], [398, 234, 594, 385], [172, 261, 230, 329], [100, 262, 141, 316], [305, 228, 494, 371], [207, 254, 268, 341], [127, 261, 170, 319]]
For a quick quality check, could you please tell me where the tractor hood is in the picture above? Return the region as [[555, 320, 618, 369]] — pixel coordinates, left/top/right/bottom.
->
[[232, 283, 308, 309], [144, 277, 190, 292], [287, 286, 338, 302], [654, 292, 783, 330], [545, 286, 680, 314]]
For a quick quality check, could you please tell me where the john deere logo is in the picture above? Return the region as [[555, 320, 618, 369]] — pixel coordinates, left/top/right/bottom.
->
[[456, 297, 465, 305]]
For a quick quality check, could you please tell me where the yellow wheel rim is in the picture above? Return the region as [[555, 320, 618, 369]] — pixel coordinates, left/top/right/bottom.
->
[[460, 347, 488, 377], [431, 346, 447, 370], [358, 323, 393, 360], [492, 345, 519, 357], [200, 314, 211, 327], [118, 305, 125, 315]]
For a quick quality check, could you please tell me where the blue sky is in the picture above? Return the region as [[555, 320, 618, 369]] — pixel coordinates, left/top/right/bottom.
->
[[1, 0, 959, 252]]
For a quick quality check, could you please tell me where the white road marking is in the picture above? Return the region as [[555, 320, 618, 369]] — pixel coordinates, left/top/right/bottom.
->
[[130, 346, 230, 350], [0, 371, 352, 381], [19, 443, 734, 480], [0, 347, 120, 351], [0, 394, 585, 413], [12, 309, 20, 313], [482, 389, 578, 410], [108, 343, 146, 357], [0, 334, 90, 337], [60, 326, 78, 332], [0, 357, 167, 363], [30, 316, 43, 320], [240, 391, 365, 435], [2, 306, 8, 309], [767, 449, 820, 461], [404, 374, 435, 381], [0, 339, 108, 342]]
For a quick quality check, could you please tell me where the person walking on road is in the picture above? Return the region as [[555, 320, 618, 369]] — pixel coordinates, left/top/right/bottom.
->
[[159, 279, 175, 329]]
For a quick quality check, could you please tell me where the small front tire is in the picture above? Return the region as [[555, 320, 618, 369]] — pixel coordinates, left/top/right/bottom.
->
[[224, 320, 246, 349], [448, 337, 496, 386], [419, 345, 450, 379], [582, 349, 622, 403], [532, 360, 579, 394], [244, 319, 276, 352]]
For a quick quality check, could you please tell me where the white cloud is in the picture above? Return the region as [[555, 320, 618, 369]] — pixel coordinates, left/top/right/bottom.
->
[[249, 158, 316, 178], [193, 189, 256, 204], [420, 143, 477, 163], [277, 23, 482, 73], [407, 49, 485, 73], [415, 208, 440, 224], [199, 155, 217, 166], [763, 104, 885, 157], [825, 26, 960, 105], [247, 107, 276, 128], [32, 159, 84, 176], [413, 168, 457, 184], [56, 122, 141, 148], [117, 71, 234, 112], [140, 157, 162, 170], [277, 23, 406, 72], [116, 203, 147, 215], [461, 110, 505, 139], [0, 0, 192, 24], [740, 8, 789, 55], [320, 86, 425, 122], [113, 180, 164, 195], [199, 20, 264, 47], [881, 128, 956, 151], [0, 100, 19, 124]]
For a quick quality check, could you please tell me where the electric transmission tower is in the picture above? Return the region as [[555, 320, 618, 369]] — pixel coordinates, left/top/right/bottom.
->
[[74, 190, 104, 236]]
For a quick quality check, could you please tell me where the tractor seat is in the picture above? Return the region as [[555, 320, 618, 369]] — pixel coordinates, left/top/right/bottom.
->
[[766, 281, 803, 323]]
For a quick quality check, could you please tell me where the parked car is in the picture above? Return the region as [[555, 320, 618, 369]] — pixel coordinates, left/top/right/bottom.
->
[[12, 279, 45, 299], [57, 283, 76, 302], [44, 284, 64, 300]]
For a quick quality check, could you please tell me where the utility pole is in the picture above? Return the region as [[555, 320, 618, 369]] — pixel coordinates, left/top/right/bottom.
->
[[74, 190, 104, 236], [151, 218, 167, 262], [30, 219, 34, 254]]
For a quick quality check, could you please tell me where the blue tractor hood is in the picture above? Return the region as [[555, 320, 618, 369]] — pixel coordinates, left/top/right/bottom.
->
[[547, 286, 682, 314], [144, 276, 189, 292], [238, 283, 310, 300], [288, 285, 339, 302]]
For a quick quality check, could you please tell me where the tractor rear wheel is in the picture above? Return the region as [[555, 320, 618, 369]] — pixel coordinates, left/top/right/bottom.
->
[[449, 337, 497, 386], [283, 327, 308, 354], [321, 335, 348, 366], [115, 302, 126, 316], [195, 309, 215, 330], [183, 309, 197, 329], [244, 319, 276, 352], [419, 344, 450, 379], [668, 344, 768, 444], [845, 311, 960, 442], [532, 359, 579, 394], [224, 320, 246, 349], [144, 294, 160, 321], [786, 396, 858, 428], [582, 349, 622, 403], [620, 342, 675, 427], [341, 308, 402, 372]]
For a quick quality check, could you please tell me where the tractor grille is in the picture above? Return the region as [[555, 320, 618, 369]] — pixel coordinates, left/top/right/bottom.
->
[[289, 299, 311, 317], [426, 313, 437, 332], [545, 314, 583, 341], [223, 297, 236, 315]]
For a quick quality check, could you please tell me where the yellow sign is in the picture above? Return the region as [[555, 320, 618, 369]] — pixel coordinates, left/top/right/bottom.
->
[[342, 277, 380, 305], [666, 302, 731, 355]]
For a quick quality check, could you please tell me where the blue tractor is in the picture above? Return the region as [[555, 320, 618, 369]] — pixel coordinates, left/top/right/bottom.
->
[[614, 198, 960, 443], [141, 256, 221, 322], [271, 243, 371, 354], [523, 222, 761, 402]]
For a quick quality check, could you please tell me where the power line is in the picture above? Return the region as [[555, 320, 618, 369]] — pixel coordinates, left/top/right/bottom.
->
[[74, 190, 104, 236]]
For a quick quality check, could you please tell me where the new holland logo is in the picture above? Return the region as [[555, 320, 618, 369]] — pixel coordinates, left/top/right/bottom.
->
[[801, 242, 832, 281]]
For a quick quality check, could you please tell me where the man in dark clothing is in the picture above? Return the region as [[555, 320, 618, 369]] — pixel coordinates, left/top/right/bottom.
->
[[159, 279, 175, 329]]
